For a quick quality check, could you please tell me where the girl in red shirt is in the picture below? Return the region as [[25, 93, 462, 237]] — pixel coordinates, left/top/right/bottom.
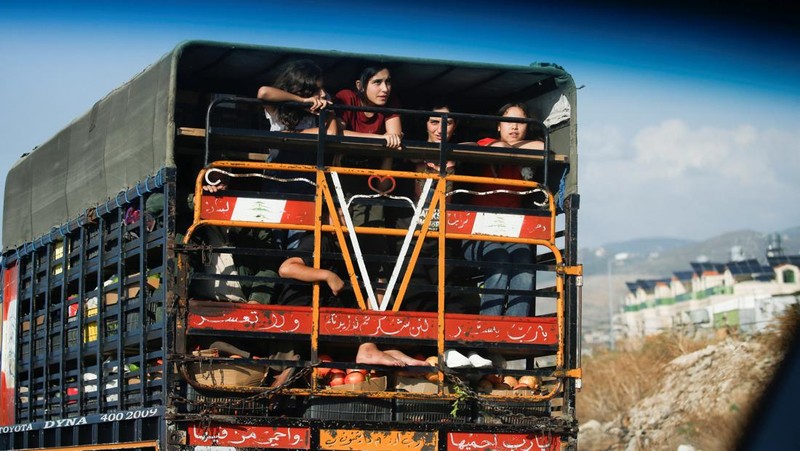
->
[[463, 102, 543, 317], [471, 102, 543, 208], [332, 65, 404, 295], [335, 65, 403, 149]]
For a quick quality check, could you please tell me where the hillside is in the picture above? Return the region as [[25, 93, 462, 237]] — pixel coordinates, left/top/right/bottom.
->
[[582, 225, 800, 278], [576, 314, 796, 450]]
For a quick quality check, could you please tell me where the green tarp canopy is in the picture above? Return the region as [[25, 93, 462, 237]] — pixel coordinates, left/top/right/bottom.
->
[[3, 40, 578, 252]]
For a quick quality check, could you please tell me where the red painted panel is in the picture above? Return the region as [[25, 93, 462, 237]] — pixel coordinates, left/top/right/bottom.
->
[[187, 302, 312, 334], [320, 310, 437, 340], [445, 314, 558, 345], [189, 423, 310, 449], [445, 210, 477, 235], [1, 263, 19, 426], [201, 196, 236, 221], [200, 196, 315, 225], [447, 432, 561, 450], [187, 301, 558, 345], [520, 214, 551, 240], [282, 200, 316, 225], [445, 210, 551, 241]]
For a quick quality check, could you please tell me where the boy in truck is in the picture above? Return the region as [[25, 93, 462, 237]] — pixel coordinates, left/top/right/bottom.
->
[[277, 219, 429, 367]]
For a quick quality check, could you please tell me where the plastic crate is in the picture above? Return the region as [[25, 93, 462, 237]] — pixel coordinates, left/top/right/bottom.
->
[[478, 400, 551, 425], [67, 328, 77, 347], [304, 396, 392, 422], [105, 319, 118, 337], [126, 311, 141, 330], [185, 386, 286, 416], [395, 399, 472, 423], [147, 302, 164, 324], [84, 322, 97, 343], [34, 337, 46, 356], [66, 323, 97, 347]]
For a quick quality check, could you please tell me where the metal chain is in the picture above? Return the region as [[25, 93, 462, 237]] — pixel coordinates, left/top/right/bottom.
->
[[447, 187, 550, 207], [175, 358, 313, 415], [205, 167, 316, 187]]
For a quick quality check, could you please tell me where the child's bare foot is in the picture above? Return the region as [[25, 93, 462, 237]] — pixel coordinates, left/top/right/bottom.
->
[[385, 349, 430, 366], [356, 343, 403, 366]]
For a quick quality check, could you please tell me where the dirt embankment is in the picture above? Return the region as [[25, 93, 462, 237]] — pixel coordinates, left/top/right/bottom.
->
[[578, 334, 783, 451]]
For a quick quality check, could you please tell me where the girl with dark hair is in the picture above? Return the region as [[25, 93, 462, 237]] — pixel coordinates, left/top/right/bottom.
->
[[397, 103, 464, 314], [257, 59, 337, 142], [331, 65, 404, 285], [257, 59, 338, 249], [477, 102, 543, 150], [334, 65, 403, 149], [461, 102, 544, 318], [416, 102, 457, 200], [473, 102, 543, 208], [257, 59, 337, 184]]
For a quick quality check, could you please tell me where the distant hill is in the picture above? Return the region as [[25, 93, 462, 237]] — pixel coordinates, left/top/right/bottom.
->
[[581, 225, 800, 278], [581, 237, 696, 277]]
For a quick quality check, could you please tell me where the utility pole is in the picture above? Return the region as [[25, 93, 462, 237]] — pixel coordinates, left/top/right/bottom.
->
[[607, 258, 614, 350], [607, 253, 628, 351]]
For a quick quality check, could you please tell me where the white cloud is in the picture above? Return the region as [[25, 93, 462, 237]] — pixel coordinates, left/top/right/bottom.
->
[[581, 123, 626, 160], [579, 119, 800, 246], [631, 120, 772, 184]]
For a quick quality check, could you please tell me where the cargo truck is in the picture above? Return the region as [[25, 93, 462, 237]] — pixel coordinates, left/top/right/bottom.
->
[[0, 41, 582, 450]]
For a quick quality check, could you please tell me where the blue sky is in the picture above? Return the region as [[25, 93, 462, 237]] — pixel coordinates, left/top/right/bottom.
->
[[1, 0, 799, 249]]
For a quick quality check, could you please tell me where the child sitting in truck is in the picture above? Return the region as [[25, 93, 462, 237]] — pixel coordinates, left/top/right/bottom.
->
[[392, 102, 470, 313], [257, 59, 337, 197], [257, 59, 338, 250], [332, 65, 403, 288], [276, 218, 428, 367], [461, 102, 544, 317]]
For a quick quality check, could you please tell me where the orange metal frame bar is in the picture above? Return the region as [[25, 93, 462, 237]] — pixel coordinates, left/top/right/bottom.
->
[[183, 160, 578, 396]]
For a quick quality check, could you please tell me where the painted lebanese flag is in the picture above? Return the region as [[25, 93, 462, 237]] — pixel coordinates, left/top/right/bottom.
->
[[200, 195, 550, 241]]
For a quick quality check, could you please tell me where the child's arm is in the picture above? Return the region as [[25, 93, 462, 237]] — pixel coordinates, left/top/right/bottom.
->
[[383, 115, 403, 149], [512, 140, 544, 150], [279, 257, 344, 295], [341, 129, 403, 149], [257, 86, 330, 114], [340, 115, 403, 149], [295, 112, 338, 136]]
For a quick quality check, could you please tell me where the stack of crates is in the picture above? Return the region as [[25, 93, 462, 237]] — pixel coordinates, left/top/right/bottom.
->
[[304, 397, 393, 422], [11, 186, 169, 426]]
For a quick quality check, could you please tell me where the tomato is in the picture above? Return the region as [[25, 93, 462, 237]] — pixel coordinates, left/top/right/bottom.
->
[[502, 376, 518, 387], [344, 371, 366, 385], [328, 373, 346, 387], [316, 354, 334, 377], [518, 375, 541, 390], [347, 368, 367, 376], [423, 356, 440, 382]]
